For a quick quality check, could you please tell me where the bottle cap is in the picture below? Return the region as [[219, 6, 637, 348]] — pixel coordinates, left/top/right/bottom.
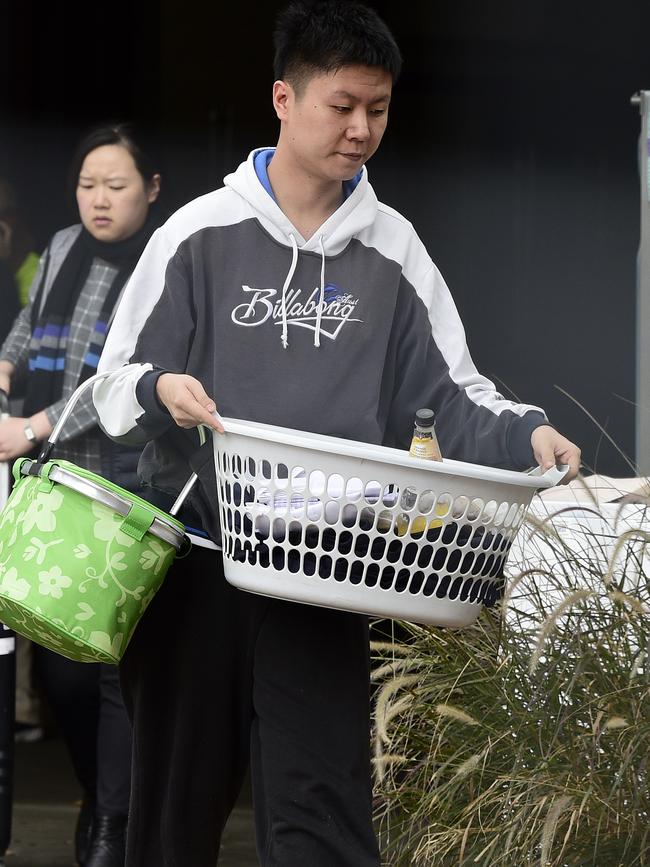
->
[[415, 408, 435, 427]]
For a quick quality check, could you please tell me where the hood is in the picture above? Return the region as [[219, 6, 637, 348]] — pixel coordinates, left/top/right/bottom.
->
[[224, 148, 379, 257]]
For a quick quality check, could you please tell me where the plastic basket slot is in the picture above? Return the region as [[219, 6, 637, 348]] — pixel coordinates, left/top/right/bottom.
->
[[376, 510, 393, 534], [448, 575, 463, 600], [337, 531, 353, 555], [290, 493, 305, 518], [441, 522, 459, 545], [435, 575, 451, 599], [290, 466, 307, 491], [341, 504, 358, 528], [261, 460, 272, 480], [242, 513, 253, 538], [273, 518, 286, 543], [325, 502, 340, 525], [468, 498, 484, 522], [348, 561, 364, 585], [309, 470, 326, 496], [322, 528, 336, 552], [382, 484, 399, 507], [503, 502, 520, 528], [460, 551, 475, 575], [431, 547, 449, 571], [417, 544, 433, 569], [244, 457, 256, 481], [345, 477, 363, 501], [471, 553, 486, 576], [274, 463, 289, 488], [470, 528, 485, 549], [304, 524, 319, 549], [303, 552, 317, 576], [459, 576, 474, 601], [365, 563, 380, 587], [422, 574, 439, 596], [354, 534, 370, 557], [284, 521, 300, 546], [481, 501, 498, 523], [408, 571, 425, 594], [334, 558, 349, 582], [287, 550, 301, 573], [327, 473, 345, 499], [402, 541, 418, 566], [493, 502, 510, 526], [358, 507, 375, 531], [481, 532, 496, 551], [319, 555, 332, 579], [386, 539, 403, 564], [365, 482, 381, 506], [370, 537, 386, 561], [446, 549, 462, 574], [452, 495, 470, 519], [380, 565, 395, 590], [255, 515, 270, 541], [272, 548, 285, 570], [394, 568, 410, 593]]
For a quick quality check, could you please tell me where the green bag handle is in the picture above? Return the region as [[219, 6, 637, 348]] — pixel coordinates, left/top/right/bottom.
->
[[120, 502, 155, 542]]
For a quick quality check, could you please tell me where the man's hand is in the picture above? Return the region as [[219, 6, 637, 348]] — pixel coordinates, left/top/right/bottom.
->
[[0, 418, 37, 462], [531, 425, 581, 484], [156, 373, 224, 434]]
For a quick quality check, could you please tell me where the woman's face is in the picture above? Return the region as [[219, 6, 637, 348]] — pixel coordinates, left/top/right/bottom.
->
[[76, 144, 160, 242]]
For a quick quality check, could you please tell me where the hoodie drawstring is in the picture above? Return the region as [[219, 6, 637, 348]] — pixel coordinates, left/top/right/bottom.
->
[[314, 235, 326, 348], [279, 232, 327, 349], [281, 233, 299, 349]]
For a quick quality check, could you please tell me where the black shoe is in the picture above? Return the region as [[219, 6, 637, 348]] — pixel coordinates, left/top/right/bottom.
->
[[84, 813, 127, 867], [75, 797, 95, 866]]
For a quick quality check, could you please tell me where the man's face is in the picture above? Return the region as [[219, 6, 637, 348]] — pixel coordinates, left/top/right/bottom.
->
[[274, 64, 392, 184]]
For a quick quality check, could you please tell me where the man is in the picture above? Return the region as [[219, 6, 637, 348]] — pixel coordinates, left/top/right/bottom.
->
[[95, 2, 581, 865]]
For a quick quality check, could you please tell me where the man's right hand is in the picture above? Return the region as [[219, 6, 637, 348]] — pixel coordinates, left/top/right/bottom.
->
[[155, 373, 224, 434]]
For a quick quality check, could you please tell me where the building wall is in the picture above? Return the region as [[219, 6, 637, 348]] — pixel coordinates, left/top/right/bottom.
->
[[1, 0, 647, 474]]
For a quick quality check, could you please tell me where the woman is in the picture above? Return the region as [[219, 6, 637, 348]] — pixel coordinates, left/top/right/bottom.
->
[[0, 123, 161, 867]]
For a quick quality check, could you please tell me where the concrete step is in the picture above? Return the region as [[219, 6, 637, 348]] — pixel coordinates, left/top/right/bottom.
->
[[4, 737, 258, 866]]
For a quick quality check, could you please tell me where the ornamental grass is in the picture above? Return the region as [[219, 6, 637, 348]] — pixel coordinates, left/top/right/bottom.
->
[[372, 499, 650, 866]]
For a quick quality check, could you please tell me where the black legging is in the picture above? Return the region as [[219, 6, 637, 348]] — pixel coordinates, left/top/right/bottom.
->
[[33, 648, 131, 816]]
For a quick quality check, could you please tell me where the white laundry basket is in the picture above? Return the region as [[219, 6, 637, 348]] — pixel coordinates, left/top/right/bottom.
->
[[213, 419, 567, 627]]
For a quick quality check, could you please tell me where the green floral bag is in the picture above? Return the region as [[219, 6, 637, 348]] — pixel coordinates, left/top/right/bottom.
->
[[0, 458, 186, 663], [0, 373, 192, 664]]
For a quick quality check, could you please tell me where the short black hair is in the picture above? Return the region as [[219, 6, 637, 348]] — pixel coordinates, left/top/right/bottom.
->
[[68, 122, 160, 201], [273, 0, 402, 92]]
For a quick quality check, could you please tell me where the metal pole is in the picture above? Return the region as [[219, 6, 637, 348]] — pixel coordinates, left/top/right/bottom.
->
[[632, 91, 650, 473]]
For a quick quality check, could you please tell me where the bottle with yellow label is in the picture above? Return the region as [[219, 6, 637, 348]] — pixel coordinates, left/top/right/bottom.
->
[[395, 410, 444, 537], [409, 408, 443, 461]]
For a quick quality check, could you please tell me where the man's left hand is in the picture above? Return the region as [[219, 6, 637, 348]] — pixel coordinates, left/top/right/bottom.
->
[[531, 425, 581, 484]]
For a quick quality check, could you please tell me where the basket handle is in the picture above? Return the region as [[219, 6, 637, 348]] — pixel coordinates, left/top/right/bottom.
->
[[38, 370, 116, 463], [0, 389, 9, 421], [527, 463, 570, 487]]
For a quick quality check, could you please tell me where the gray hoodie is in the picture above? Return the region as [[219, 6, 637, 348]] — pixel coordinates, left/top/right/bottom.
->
[[95, 148, 547, 541]]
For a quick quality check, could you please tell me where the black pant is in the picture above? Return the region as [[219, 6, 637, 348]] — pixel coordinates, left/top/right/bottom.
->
[[33, 649, 131, 815], [120, 546, 380, 867]]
